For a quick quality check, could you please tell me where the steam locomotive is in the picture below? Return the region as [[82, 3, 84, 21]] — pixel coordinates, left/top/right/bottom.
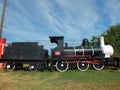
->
[[0, 36, 117, 72], [49, 36, 114, 72]]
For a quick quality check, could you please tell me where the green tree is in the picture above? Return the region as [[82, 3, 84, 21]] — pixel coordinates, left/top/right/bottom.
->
[[90, 35, 100, 46], [103, 24, 120, 56], [90, 23, 120, 56]]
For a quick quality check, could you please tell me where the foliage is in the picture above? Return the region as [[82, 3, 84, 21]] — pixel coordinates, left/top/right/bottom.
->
[[90, 23, 120, 56], [103, 24, 120, 56], [90, 35, 100, 46]]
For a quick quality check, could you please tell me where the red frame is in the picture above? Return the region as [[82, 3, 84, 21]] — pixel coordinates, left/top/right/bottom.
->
[[64, 55, 100, 65]]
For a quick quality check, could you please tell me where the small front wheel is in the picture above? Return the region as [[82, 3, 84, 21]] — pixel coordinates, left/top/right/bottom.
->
[[56, 60, 69, 72]]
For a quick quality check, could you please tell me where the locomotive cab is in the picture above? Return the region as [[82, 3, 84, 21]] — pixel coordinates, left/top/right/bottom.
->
[[49, 36, 64, 59]]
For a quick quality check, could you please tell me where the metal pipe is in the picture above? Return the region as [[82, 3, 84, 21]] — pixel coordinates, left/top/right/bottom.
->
[[0, 0, 7, 37]]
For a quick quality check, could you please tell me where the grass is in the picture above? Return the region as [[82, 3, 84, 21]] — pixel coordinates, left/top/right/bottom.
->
[[0, 69, 120, 90]]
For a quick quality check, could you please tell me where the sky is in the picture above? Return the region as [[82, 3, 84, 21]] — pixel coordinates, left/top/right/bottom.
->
[[0, 0, 120, 43]]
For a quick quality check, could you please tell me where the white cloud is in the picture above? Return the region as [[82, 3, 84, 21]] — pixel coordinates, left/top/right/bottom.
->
[[36, 0, 100, 39], [103, 0, 120, 25], [2, 0, 49, 41], [1, 0, 120, 43]]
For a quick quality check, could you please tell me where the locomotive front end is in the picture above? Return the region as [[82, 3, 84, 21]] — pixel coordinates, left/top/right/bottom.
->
[[100, 37, 114, 58]]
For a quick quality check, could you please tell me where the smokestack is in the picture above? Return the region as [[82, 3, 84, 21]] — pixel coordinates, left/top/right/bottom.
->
[[100, 37, 105, 47]]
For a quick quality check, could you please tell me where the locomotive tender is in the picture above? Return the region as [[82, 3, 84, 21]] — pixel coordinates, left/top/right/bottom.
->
[[0, 36, 116, 72]]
